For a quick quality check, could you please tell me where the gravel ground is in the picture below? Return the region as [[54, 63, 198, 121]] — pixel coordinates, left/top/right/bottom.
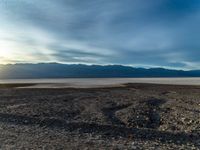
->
[[0, 83, 200, 149]]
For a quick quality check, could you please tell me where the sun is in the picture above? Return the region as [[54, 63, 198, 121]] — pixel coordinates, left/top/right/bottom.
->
[[0, 40, 14, 64], [0, 49, 12, 58]]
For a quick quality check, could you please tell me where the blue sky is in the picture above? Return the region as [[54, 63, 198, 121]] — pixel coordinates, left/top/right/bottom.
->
[[0, 0, 200, 69]]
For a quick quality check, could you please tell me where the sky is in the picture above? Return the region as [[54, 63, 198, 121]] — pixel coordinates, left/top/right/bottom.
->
[[0, 0, 200, 70]]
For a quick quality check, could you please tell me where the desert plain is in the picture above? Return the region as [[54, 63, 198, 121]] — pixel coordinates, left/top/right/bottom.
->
[[0, 81, 200, 149]]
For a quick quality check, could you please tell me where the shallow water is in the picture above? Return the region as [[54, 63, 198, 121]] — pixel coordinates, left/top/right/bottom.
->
[[1, 78, 200, 88]]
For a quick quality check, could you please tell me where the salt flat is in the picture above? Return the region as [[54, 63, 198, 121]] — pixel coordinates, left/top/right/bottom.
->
[[1, 78, 200, 88]]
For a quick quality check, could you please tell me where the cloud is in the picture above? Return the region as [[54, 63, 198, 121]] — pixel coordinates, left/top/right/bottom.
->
[[0, 0, 200, 69]]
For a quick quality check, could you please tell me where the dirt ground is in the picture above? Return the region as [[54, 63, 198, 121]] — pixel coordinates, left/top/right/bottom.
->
[[0, 83, 200, 149]]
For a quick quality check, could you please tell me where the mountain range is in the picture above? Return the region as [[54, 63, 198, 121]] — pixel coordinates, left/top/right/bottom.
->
[[0, 63, 200, 79]]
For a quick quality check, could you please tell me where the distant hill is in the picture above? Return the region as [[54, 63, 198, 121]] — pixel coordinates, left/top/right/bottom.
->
[[0, 63, 200, 79]]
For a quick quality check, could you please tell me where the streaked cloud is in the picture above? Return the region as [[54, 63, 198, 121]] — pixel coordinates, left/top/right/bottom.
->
[[0, 0, 200, 69]]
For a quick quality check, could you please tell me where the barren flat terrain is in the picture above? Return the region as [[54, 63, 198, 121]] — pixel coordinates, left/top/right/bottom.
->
[[1, 78, 200, 88], [0, 83, 200, 149]]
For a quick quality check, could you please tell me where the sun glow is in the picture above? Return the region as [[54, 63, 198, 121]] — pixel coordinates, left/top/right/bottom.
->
[[0, 40, 15, 64]]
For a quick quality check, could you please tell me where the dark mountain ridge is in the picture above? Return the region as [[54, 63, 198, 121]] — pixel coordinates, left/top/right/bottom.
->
[[0, 63, 200, 79]]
